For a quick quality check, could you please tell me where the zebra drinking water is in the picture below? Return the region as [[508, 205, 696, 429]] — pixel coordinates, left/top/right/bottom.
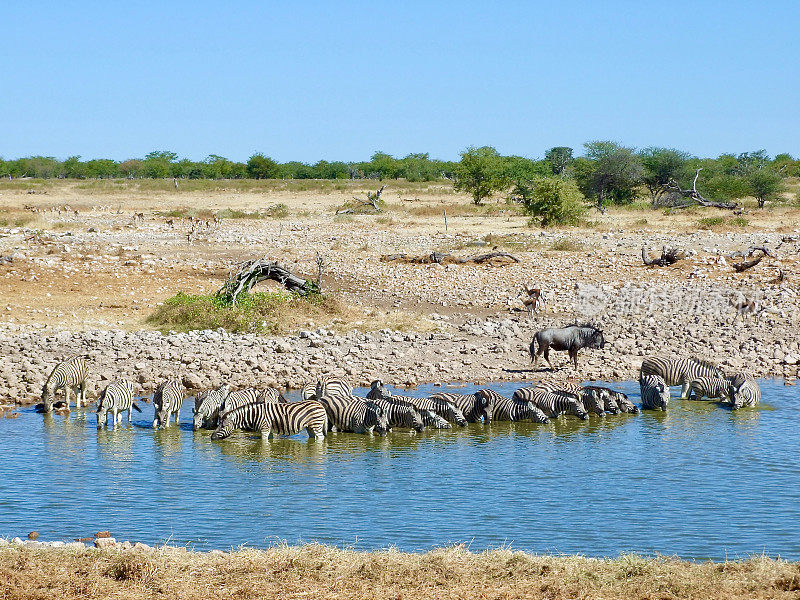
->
[[211, 401, 327, 441], [535, 382, 606, 417], [152, 379, 183, 428], [192, 383, 230, 431], [640, 357, 725, 399], [582, 386, 620, 414], [687, 377, 731, 401], [42, 355, 89, 412], [218, 388, 261, 416], [639, 374, 669, 411], [96, 380, 141, 428], [428, 391, 494, 423], [316, 394, 389, 434], [513, 387, 589, 420], [729, 373, 761, 409], [368, 398, 425, 432], [475, 389, 550, 423], [315, 375, 353, 400], [367, 381, 467, 426]]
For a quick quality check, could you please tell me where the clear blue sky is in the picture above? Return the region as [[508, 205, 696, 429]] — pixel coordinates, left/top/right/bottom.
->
[[1, 1, 797, 162]]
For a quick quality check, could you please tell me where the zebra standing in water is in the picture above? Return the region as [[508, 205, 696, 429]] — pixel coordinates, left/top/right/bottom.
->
[[687, 377, 731, 401], [428, 391, 494, 423], [640, 374, 669, 411], [729, 372, 760, 409], [152, 379, 183, 428], [640, 357, 725, 399], [513, 387, 589, 420], [211, 401, 327, 441], [368, 398, 425, 432], [316, 394, 389, 434], [476, 389, 550, 423], [192, 383, 230, 431], [218, 388, 261, 416], [582, 386, 620, 414], [535, 382, 606, 417], [97, 380, 141, 428], [367, 381, 466, 426], [42, 355, 89, 412]]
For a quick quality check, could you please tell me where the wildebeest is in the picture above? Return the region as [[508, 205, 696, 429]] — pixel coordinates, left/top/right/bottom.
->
[[530, 324, 605, 370]]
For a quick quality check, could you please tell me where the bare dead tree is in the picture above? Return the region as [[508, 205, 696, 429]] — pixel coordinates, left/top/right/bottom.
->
[[218, 258, 317, 306], [337, 185, 386, 214], [731, 246, 774, 273], [641, 246, 683, 267], [381, 251, 520, 265], [665, 169, 738, 210]]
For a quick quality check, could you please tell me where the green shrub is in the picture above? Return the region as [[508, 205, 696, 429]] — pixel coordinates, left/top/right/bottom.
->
[[522, 177, 586, 226], [697, 217, 724, 228], [146, 291, 344, 334]]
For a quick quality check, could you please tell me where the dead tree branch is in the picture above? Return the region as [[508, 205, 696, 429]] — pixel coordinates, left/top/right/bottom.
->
[[381, 251, 519, 266], [217, 259, 317, 306], [336, 185, 386, 214], [665, 168, 738, 210], [641, 246, 683, 267]]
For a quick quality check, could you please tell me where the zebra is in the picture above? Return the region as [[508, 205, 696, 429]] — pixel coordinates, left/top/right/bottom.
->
[[42, 355, 89, 412], [640, 357, 725, 399], [211, 401, 327, 441], [582, 386, 620, 414], [301, 381, 317, 401], [639, 374, 669, 411], [96, 380, 141, 428], [607, 389, 639, 414], [218, 387, 261, 416], [513, 387, 589, 420], [368, 398, 425, 432], [370, 391, 451, 429], [687, 377, 731, 401], [475, 389, 549, 423], [428, 391, 494, 423], [316, 394, 389, 434], [367, 380, 467, 426], [729, 373, 761, 409], [535, 382, 606, 417], [315, 375, 353, 400], [257, 387, 286, 403], [152, 378, 183, 428], [192, 383, 230, 431]]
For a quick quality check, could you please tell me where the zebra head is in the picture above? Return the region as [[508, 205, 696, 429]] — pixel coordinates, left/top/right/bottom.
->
[[41, 382, 55, 412], [612, 391, 638, 414], [595, 388, 620, 414], [476, 390, 495, 423], [568, 398, 589, 420], [444, 402, 468, 427], [405, 406, 425, 432], [582, 389, 606, 417], [210, 415, 234, 440], [367, 380, 389, 400], [730, 377, 757, 410], [95, 390, 108, 429], [653, 381, 670, 411]]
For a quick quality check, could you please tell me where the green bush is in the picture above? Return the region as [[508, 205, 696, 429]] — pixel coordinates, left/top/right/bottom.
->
[[521, 177, 586, 226], [146, 291, 343, 334]]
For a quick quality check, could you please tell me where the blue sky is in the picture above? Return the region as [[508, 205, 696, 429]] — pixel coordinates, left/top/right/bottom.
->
[[1, 1, 797, 162]]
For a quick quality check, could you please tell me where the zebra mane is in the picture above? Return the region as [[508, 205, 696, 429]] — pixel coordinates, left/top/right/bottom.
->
[[689, 357, 721, 370]]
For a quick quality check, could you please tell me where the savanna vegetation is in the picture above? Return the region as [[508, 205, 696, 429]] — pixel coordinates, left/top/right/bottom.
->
[[2, 145, 797, 227]]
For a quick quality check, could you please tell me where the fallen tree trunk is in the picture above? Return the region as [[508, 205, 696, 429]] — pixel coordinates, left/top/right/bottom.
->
[[665, 169, 738, 210], [217, 259, 317, 306], [733, 253, 765, 272], [381, 251, 520, 265]]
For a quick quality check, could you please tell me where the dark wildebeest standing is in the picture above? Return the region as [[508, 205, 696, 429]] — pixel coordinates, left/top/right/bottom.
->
[[530, 324, 605, 370]]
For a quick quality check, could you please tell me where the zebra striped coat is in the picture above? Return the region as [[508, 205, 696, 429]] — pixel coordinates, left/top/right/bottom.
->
[[316, 394, 389, 434], [315, 375, 352, 400], [369, 398, 425, 432], [192, 383, 230, 431], [96, 380, 140, 428], [513, 387, 589, 420], [428, 392, 494, 423], [582, 386, 620, 414], [729, 373, 760, 409], [639, 374, 669, 411], [608, 389, 639, 414], [688, 377, 731, 401], [42, 355, 89, 412], [211, 401, 327, 440], [536, 382, 606, 417], [219, 388, 261, 417], [476, 389, 549, 423], [367, 383, 467, 426], [301, 381, 317, 401], [640, 357, 725, 399], [153, 379, 183, 428]]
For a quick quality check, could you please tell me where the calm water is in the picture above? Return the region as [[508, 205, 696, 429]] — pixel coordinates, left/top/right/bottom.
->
[[1, 380, 798, 559]]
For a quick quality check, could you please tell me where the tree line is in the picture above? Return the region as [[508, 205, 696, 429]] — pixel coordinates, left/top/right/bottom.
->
[[0, 151, 457, 182]]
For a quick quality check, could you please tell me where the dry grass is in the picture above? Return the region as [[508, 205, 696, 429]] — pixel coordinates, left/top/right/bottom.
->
[[1, 544, 799, 600]]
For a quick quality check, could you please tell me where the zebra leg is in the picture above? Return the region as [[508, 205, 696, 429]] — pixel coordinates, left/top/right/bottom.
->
[[679, 382, 690, 399], [64, 386, 71, 412]]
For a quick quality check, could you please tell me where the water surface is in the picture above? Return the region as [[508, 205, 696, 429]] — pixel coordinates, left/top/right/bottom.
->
[[0, 379, 797, 559]]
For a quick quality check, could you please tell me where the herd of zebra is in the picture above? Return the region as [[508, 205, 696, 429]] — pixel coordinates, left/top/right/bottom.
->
[[38, 355, 761, 440]]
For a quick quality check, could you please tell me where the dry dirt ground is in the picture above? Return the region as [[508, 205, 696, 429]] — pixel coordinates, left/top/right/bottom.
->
[[1, 180, 799, 403]]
